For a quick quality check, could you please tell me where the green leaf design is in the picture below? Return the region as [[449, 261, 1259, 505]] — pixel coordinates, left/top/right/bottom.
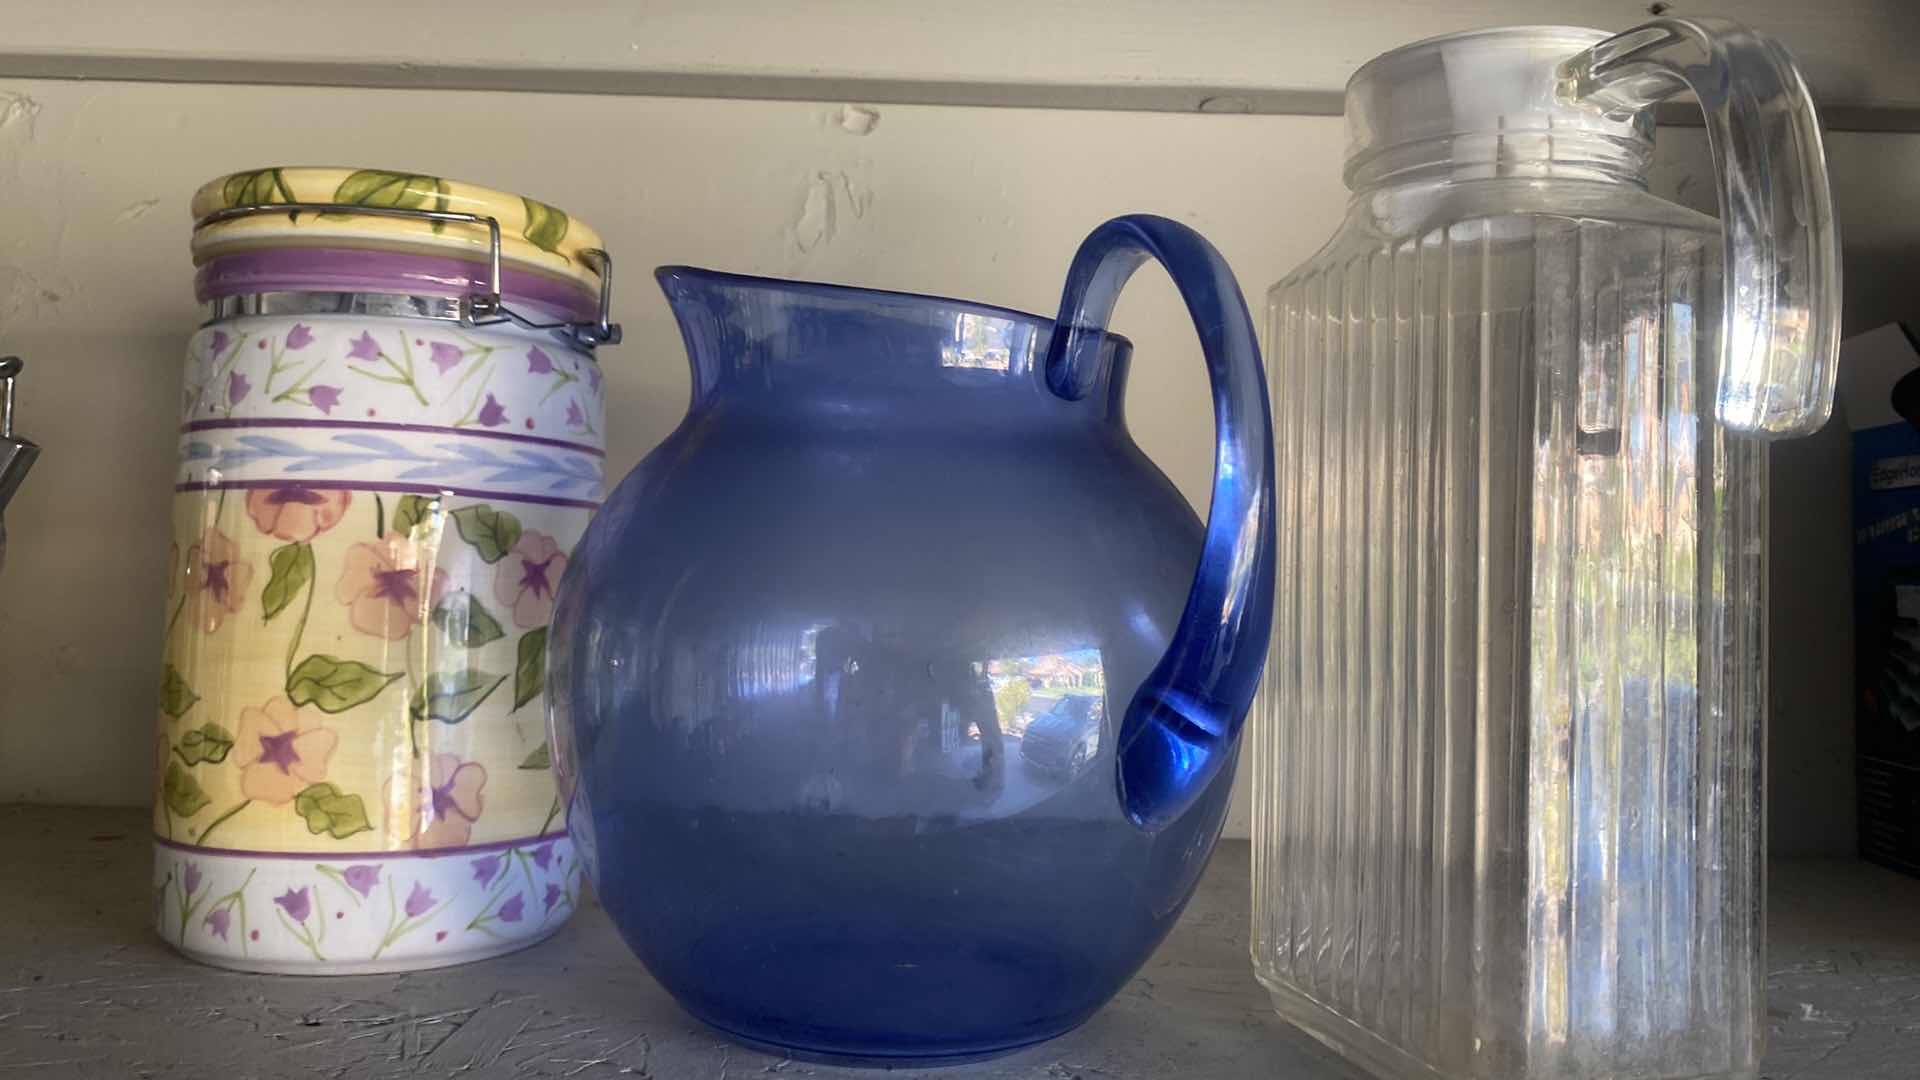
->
[[451, 504, 523, 564], [409, 669, 508, 725], [520, 742, 551, 769], [162, 761, 211, 818], [431, 591, 506, 649], [430, 178, 452, 234], [391, 494, 439, 537], [160, 665, 200, 720], [293, 783, 374, 839], [287, 655, 403, 713], [514, 627, 548, 712], [174, 723, 235, 766], [222, 168, 281, 206], [522, 197, 571, 259], [222, 168, 299, 221], [261, 542, 315, 621], [332, 169, 443, 211]]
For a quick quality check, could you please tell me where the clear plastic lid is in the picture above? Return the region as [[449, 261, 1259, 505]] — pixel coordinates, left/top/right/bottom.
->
[[1344, 27, 1652, 188]]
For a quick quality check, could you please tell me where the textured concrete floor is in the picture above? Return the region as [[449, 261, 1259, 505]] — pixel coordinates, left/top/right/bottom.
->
[[1, 806, 1916, 1078]]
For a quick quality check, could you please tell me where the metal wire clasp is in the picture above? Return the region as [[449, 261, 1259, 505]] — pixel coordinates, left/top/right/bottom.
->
[[195, 202, 622, 348]]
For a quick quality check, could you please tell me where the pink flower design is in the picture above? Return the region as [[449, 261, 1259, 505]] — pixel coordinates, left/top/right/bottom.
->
[[544, 883, 563, 914], [347, 332, 380, 362], [246, 486, 351, 543], [227, 371, 251, 406], [285, 324, 314, 350], [429, 342, 464, 375], [184, 528, 253, 632], [204, 908, 232, 940], [384, 753, 488, 850], [530, 843, 554, 870], [476, 393, 507, 428], [233, 696, 338, 806], [499, 894, 525, 922], [565, 399, 585, 430], [209, 330, 230, 357], [335, 534, 450, 641], [308, 385, 342, 415], [526, 347, 553, 375], [184, 862, 203, 896], [494, 531, 566, 629]]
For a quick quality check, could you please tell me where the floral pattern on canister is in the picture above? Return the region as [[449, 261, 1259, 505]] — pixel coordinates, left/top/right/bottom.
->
[[182, 527, 254, 634], [155, 482, 586, 852], [232, 697, 339, 806], [384, 753, 490, 849], [154, 832, 581, 973], [179, 320, 605, 438], [155, 311, 602, 972]]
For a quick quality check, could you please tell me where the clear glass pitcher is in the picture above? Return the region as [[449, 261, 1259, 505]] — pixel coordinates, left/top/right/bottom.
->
[[1251, 18, 1838, 1080]]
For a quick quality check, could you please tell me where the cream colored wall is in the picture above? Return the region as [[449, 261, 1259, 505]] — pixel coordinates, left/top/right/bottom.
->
[[0, 77, 1909, 847]]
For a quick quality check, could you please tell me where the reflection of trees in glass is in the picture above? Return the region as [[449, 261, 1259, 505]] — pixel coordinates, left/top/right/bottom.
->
[[940, 313, 1014, 371], [993, 677, 1031, 724], [984, 648, 1104, 739]]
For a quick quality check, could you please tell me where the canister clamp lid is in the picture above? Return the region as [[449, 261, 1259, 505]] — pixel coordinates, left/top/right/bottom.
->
[[196, 202, 622, 348]]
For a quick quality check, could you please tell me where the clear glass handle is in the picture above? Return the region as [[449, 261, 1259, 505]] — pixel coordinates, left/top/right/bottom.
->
[[1560, 16, 1840, 437]]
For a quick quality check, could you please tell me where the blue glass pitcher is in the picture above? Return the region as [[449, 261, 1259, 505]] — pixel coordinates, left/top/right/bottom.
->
[[548, 215, 1275, 1063]]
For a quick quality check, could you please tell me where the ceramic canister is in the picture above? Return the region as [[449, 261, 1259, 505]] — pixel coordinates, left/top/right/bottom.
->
[[152, 167, 614, 973]]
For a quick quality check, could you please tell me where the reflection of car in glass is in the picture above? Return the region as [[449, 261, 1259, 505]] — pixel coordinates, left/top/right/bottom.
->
[[1019, 695, 1104, 776]]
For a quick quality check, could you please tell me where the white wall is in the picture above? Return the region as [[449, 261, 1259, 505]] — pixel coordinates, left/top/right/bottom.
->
[[0, 77, 1909, 848]]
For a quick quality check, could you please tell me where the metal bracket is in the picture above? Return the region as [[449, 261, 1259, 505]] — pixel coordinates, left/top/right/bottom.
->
[[0, 356, 20, 440], [196, 202, 621, 348], [0, 356, 40, 521]]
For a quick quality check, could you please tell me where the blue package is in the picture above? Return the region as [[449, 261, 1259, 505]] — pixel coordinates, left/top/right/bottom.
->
[[1844, 323, 1920, 878]]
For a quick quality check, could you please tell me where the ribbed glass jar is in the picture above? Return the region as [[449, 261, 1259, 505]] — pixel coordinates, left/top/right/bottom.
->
[[1248, 26, 1798, 1080]]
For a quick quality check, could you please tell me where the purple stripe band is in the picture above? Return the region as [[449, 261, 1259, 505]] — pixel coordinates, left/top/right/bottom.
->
[[182, 416, 606, 457], [197, 247, 599, 324], [154, 830, 569, 861], [174, 478, 601, 510]]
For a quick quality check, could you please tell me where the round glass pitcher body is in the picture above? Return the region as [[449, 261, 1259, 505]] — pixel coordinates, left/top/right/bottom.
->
[[549, 270, 1247, 1063]]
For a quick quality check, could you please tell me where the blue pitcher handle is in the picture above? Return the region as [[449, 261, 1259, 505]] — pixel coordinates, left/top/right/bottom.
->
[[1045, 214, 1276, 831]]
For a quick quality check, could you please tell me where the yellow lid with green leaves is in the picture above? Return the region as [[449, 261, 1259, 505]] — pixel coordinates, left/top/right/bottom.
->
[[190, 167, 607, 300]]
